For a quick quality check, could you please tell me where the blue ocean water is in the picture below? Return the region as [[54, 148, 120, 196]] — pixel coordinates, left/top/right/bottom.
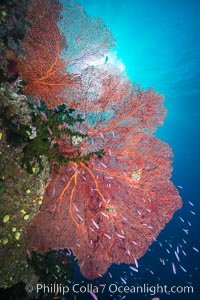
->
[[74, 0, 200, 299]]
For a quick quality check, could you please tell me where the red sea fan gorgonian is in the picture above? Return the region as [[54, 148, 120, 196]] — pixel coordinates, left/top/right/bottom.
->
[[17, 0, 115, 110], [26, 81, 182, 279]]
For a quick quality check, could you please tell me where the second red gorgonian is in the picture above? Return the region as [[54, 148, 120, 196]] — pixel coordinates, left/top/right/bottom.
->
[[26, 83, 182, 279]]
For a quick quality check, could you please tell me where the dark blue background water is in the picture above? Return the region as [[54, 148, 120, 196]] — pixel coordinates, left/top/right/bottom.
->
[[72, 0, 200, 299]]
